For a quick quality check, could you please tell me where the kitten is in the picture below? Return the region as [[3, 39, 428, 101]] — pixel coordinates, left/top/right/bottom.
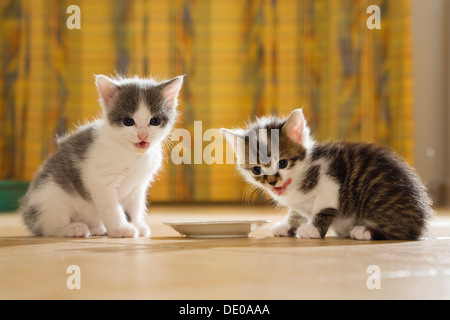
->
[[221, 109, 433, 240], [21, 74, 183, 238]]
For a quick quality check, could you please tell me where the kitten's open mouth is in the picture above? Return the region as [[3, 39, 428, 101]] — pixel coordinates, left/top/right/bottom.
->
[[272, 178, 292, 196], [135, 141, 150, 149]]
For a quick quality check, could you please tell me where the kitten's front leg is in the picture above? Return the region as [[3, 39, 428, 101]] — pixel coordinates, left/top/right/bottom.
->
[[125, 184, 151, 238], [297, 208, 337, 239], [272, 209, 307, 237], [91, 189, 138, 238], [298, 181, 339, 239]]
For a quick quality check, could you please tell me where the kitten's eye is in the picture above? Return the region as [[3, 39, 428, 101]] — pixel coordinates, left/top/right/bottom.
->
[[149, 118, 161, 126], [278, 159, 288, 169], [122, 117, 135, 126], [251, 166, 262, 175]]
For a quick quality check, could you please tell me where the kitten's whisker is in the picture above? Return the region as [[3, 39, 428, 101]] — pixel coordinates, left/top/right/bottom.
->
[[243, 185, 265, 206]]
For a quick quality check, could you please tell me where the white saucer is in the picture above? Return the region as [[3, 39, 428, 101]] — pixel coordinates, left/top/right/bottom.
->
[[164, 220, 270, 238]]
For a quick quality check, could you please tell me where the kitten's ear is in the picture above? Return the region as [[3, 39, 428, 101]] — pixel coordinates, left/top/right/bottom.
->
[[282, 108, 308, 144], [95, 75, 119, 110], [160, 75, 184, 107]]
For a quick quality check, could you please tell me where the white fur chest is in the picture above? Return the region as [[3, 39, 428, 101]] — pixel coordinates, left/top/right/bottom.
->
[[276, 188, 315, 215], [273, 162, 340, 217], [82, 134, 163, 202], [116, 149, 162, 199]]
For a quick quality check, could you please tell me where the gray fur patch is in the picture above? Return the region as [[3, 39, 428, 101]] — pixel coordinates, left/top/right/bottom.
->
[[107, 84, 140, 126], [37, 125, 95, 200], [107, 79, 176, 128], [142, 79, 175, 127], [312, 207, 338, 238], [299, 164, 321, 192], [22, 204, 43, 236], [287, 210, 307, 236]]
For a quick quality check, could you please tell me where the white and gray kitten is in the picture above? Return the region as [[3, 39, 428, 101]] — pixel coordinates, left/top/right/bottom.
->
[[21, 74, 183, 238], [222, 109, 433, 240]]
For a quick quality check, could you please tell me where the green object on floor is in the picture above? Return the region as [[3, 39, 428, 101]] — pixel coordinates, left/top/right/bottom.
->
[[0, 181, 29, 212]]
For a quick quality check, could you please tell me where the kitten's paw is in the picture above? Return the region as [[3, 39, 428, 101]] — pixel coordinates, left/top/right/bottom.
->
[[134, 222, 151, 238], [89, 224, 107, 236], [272, 222, 294, 237], [350, 226, 372, 241], [63, 223, 91, 238], [297, 224, 321, 239], [108, 224, 139, 238]]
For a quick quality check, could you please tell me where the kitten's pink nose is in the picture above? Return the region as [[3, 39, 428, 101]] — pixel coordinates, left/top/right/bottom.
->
[[138, 130, 148, 141]]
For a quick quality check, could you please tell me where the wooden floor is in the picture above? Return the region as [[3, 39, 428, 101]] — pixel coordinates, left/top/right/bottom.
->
[[0, 205, 449, 300]]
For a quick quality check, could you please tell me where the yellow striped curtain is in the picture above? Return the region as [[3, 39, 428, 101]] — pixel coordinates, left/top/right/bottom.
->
[[0, 0, 413, 203]]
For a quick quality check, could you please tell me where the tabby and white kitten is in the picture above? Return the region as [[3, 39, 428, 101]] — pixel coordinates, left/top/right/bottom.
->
[[21, 75, 183, 238], [222, 109, 433, 240]]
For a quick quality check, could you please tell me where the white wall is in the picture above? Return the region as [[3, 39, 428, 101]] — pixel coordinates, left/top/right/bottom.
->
[[411, 0, 449, 206]]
